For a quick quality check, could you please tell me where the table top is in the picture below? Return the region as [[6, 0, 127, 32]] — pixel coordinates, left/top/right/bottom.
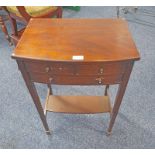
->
[[12, 18, 140, 62]]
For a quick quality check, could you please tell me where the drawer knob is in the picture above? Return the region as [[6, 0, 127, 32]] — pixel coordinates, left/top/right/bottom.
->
[[96, 77, 104, 84], [100, 68, 104, 74], [49, 77, 53, 83], [45, 67, 50, 72]]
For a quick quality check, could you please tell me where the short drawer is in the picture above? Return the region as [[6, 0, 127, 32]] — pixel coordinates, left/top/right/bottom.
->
[[25, 61, 74, 75], [50, 63, 74, 75], [25, 62, 50, 74], [76, 62, 127, 76]]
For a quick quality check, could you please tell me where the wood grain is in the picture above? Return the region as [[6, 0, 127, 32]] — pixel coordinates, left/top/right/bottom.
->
[[45, 95, 112, 114], [12, 19, 140, 135], [12, 18, 140, 62]]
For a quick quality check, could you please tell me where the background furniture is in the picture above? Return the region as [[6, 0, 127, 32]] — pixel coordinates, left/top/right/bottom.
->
[[63, 6, 80, 11], [12, 18, 140, 135], [117, 6, 138, 18], [0, 7, 12, 45], [2, 6, 62, 46]]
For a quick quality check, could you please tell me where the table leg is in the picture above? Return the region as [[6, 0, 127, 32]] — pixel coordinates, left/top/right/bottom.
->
[[17, 60, 51, 135], [47, 84, 53, 95], [107, 62, 134, 135], [104, 85, 109, 96]]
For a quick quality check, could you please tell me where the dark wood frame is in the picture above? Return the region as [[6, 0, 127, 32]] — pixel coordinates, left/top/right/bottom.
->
[[16, 59, 134, 135], [11, 18, 140, 135], [2, 6, 62, 46]]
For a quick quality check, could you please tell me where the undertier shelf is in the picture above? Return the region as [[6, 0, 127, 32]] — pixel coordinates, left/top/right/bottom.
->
[[45, 95, 112, 114]]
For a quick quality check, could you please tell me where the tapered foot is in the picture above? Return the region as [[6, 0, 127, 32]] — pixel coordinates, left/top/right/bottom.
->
[[9, 41, 13, 46], [106, 131, 112, 136], [45, 130, 51, 135]]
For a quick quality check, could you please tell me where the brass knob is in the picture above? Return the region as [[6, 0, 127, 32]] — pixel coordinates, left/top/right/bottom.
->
[[96, 77, 104, 84], [49, 77, 53, 83], [45, 67, 50, 72], [100, 68, 104, 74], [59, 67, 63, 70]]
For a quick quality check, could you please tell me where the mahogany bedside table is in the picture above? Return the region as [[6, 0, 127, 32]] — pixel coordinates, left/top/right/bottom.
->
[[12, 18, 140, 135]]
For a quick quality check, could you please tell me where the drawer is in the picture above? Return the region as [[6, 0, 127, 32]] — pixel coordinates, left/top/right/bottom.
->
[[50, 63, 74, 75], [25, 61, 127, 77], [25, 62, 74, 75], [28, 71, 123, 85], [50, 74, 123, 85], [25, 62, 50, 74], [76, 62, 127, 76]]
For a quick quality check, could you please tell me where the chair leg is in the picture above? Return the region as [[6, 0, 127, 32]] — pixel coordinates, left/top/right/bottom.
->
[[0, 19, 12, 45], [47, 84, 53, 95], [8, 17, 19, 46], [57, 7, 63, 18], [9, 17, 18, 36], [116, 6, 120, 18], [104, 85, 109, 96]]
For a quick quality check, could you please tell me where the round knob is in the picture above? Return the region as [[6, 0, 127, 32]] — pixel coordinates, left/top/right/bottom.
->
[[96, 77, 104, 84], [98, 80, 102, 84], [100, 68, 104, 74], [59, 67, 63, 70], [49, 77, 53, 83], [45, 67, 50, 72]]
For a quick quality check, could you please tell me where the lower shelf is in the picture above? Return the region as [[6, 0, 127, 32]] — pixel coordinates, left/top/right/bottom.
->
[[45, 94, 112, 114]]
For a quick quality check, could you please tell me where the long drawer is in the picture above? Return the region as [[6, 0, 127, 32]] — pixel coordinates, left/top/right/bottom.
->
[[29, 72, 123, 85], [25, 61, 128, 76]]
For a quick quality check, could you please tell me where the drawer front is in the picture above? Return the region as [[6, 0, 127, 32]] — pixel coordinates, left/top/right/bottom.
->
[[25, 61, 127, 76], [29, 72, 51, 84], [25, 61, 126, 84], [76, 62, 127, 76], [28, 72, 123, 85], [25, 62, 74, 75], [50, 63, 74, 75], [50, 74, 123, 85], [25, 62, 49, 73]]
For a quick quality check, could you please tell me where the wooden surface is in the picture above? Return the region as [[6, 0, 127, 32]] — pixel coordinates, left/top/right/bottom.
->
[[24, 60, 128, 85], [45, 95, 112, 114], [12, 18, 140, 62], [13, 19, 140, 135]]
